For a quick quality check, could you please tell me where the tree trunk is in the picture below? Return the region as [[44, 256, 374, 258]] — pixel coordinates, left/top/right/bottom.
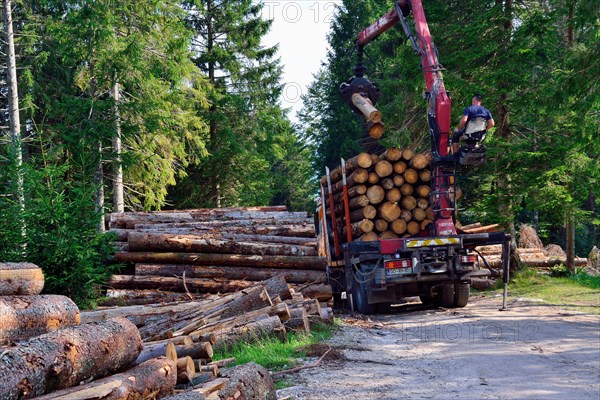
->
[[291, 283, 333, 301], [3, 0, 25, 241], [565, 211, 575, 271], [34, 358, 177, 400], [349, 205, 377, 221], [403, 168, 418, 184], [391, 219, 407, 235], [366, 185, 385, 205], [112, 82, 124, 213], [367, 172, 379, 184], [381, 147, 402, 162], [380, 231, 399, 240], [100, 289, 209, 306], [0, 295, 80, 344], [374, 219, 389, 233], [0, 263, 44, 295], [394, 161, 407, 174], [410, 153, 429, 169], [284, 308, 310, 332], [0, 318, 142, 399], [218, 363, 276, 400], [379, 202, 401, 222], [127, 232, 317, 256], [386, 187, 401, 202], [375, 160, 393, 178], [116, 252, 327, 270], [177, 356, 196, 383], [351, 93, 381, 122], [108, 275, 255, 293], [94, 138, 105, 232], [349, 219, 374, 235], [174, 342, 214, 360], [112, 223, 316, 239], [134, 264, 326, 284], [401, 196, 417, 211], [345, 153, 373, 172], [135, 340, 177, 365]]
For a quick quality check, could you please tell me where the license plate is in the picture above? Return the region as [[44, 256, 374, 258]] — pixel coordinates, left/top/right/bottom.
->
[[385, 267, 412, 276]]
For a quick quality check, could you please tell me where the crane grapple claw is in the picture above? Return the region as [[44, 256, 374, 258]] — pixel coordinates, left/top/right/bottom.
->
[[339, 76, 380, 115]]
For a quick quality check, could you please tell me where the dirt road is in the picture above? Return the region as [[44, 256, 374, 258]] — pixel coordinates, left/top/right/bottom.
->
[[278, 295, 600, 399]]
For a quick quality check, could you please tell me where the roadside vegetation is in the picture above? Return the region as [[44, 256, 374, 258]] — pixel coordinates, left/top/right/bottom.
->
[[212, 322, 336, 371], [481, 268, 600, 314]]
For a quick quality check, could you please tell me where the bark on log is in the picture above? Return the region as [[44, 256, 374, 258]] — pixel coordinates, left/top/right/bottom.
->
[[351, 93, 381, 122], [134, 218, 315, 232], [219, 362, 276, 400], [108, 275, 255, 293], [0, 263, 44, 295], [462, 224, 500, 234], [128, 232, 317, 257], [0, 318, 142, 399], [262, 275, 293, 301], [293, 284, 333, 301], [367, 172, 379, 184], [175, 342, 214, 360], [403, 168, 418, 184], [116, 252, 328, 271], [284, 308, 310, 332], [217, 316, 287, 350], [374, 219, 389, 233], [135, 264, 326, 285], [386, 187, 401, 202], [331, 169, 369, 193], [393, 161, 408, 174], [33, 358, 177, 400], [381, 147, 403, 162], [378, 202, 401, 222], [190, 333, 217, 345], [366, 185, 385, 205], [135, 341, 178, 365], [218, 286, 272, 320], [375, 160, 393, 178], [345, 195, 370, 210], [0, 295, 80, 344], [345, 153, 372, 172], [349, 205, 377, 222], [121, 224, 316, 239]]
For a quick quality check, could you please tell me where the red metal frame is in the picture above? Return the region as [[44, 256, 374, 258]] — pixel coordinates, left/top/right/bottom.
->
[[341, 159, 353, 243]]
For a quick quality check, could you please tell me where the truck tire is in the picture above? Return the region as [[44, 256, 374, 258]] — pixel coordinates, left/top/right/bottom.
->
[[350, 281, 376, 315], [376, 302, 393, 313], [453, 282, 470, 307], [436, 284, 455, 308]]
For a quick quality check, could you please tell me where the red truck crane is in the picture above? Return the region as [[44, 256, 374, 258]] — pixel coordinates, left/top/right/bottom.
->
[[319, 0, 511, 314]]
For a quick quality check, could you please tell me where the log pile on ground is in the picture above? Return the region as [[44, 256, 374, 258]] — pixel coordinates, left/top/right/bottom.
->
[[0, 271, 322, 398], [107, 206, 332, 306], [321, 148, 449, 243]]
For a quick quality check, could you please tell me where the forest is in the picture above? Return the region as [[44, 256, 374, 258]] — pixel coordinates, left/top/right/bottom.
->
[[0, 0, 598, 306]]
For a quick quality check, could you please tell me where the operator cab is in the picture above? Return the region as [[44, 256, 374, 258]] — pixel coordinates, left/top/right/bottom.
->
[[457, 117, 487, 166]]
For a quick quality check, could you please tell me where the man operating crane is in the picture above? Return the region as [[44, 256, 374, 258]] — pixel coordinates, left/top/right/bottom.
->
[[451, 94, 495, 154]]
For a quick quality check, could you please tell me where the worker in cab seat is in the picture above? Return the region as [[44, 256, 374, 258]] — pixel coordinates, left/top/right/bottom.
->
[[451, 94, 495, 154]]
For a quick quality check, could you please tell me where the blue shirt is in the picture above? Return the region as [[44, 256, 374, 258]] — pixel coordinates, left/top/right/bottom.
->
[[463, 105, 493, 122]]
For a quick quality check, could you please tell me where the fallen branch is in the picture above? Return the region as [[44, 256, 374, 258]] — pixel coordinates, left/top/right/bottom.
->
[[271, 346, 332, 378]]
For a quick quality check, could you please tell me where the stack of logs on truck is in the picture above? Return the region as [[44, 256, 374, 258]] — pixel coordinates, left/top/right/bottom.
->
[[107, 206, 333, 305], [0, 263, 327, 399], [321, 147, 456, 245]]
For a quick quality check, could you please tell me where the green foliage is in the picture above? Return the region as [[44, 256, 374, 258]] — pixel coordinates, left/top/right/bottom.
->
[[0, 159, 118, 309], [213, 323, 335, 371]]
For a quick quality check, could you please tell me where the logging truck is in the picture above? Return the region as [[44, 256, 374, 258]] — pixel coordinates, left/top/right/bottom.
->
[[317, 0, 511, 314]]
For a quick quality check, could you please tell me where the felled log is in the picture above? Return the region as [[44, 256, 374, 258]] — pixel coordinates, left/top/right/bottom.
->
[[0, 263, 44, 295], [391, 219, 407, 235], [285, 308, 310, 332], [378, 202, 401, 222], [394, 161, 407, 174], [380, 231, 399, 240], [108, 275, 255, 293], [462, 224, 500, 233], [350, 205, 377, 222], [419, 169, 432, 182], [380, 178, 394, 190], [403, 168, 418, 184], [366, 185, 385, 205], [219, 362, 276, 400], [0, 295, 80, 344], [386, 187, 401, 202], [351, 93, 381, 123], [262, 275, 293, 301], [0, 318, 142, 399], [134, 218, 314, 231], [135, 264, 326, 285], [410, 153, 429, 169], [374, 219, 389, 233], [216, 316, 287, 350], [345, 153, 373, 172], [292, 283, 333, 301], [100, 289, 209, 306], [177, 356, 196, 383], [116, 252, 327, 270], [407, 221, 421, 235], [381, 147, 402, 162], [359, 232, 379, 241], [163, 378, 227, 400], [401, 195, 417, 211], [34, 358, 177, 400], [128, 232, 317, 257], [367, 172, 379, 184], [402, 149, 414, 161], [135, 340, 177, 365], [367, 121, 385, 140], [375, 160, 393, 178], [350, 219, 374, 235]]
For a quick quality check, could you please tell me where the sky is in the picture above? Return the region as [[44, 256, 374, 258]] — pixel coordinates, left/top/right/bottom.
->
[[261, 1, 343, 122]]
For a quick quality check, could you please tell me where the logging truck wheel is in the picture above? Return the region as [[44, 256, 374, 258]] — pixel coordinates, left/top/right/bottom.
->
[[435, 284, 455, 308], [376, 302, 393, 313], [453, 282, 470, 307], [350, 282, 376, 315]]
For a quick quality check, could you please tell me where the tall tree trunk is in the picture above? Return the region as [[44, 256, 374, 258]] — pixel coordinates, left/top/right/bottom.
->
[[3, 0, 25, 241], [113, 82, 124, 213], [206, 0, 220, 208], [565, 211, 575, 271], [95, 139, 105, 232]]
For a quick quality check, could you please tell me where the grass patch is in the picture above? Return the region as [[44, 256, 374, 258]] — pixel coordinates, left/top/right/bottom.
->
[[505, 268, 600, 314], [212, 322, 336, 371]]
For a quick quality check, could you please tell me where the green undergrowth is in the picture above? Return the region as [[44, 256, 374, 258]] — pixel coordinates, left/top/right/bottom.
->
[[492, 268, 600, 314], [212, 322, 336, 372]]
